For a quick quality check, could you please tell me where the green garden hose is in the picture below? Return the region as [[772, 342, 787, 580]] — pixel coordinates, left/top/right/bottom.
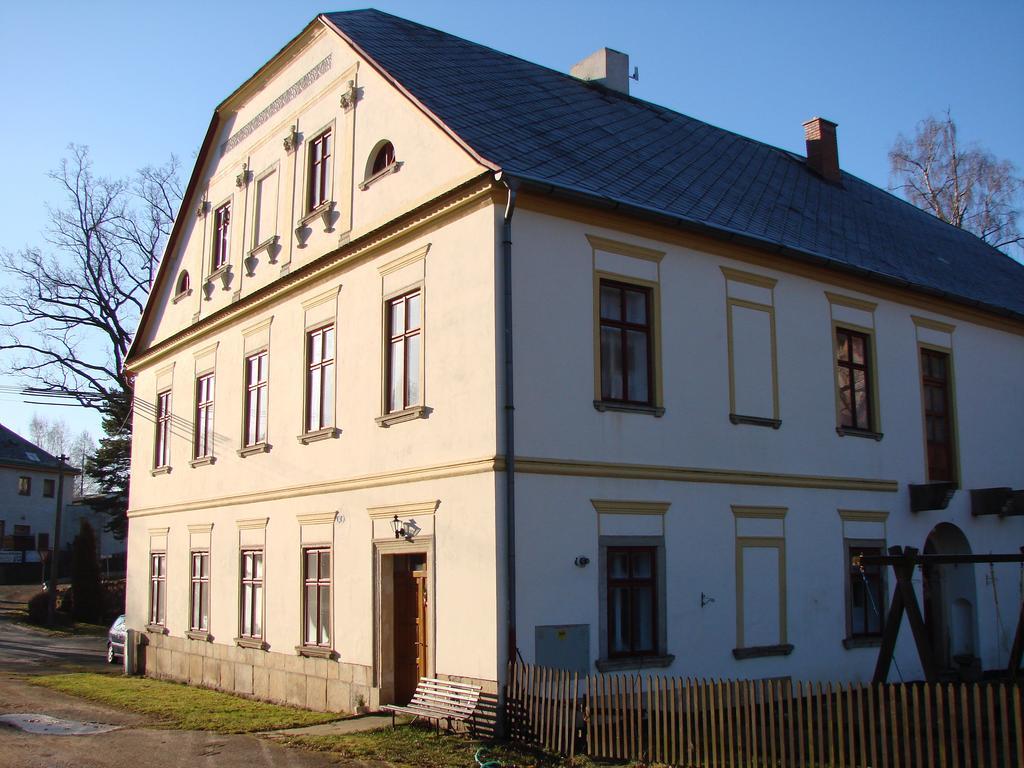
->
[[474, 747, 502, 767]]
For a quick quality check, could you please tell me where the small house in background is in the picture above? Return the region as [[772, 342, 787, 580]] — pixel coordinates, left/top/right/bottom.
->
[[0, 422, 79, 583], [123, 10, 1024, 715]]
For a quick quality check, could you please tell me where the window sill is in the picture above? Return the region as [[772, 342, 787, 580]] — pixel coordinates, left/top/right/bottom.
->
[[732, 644, 794, 660], [172, 288, 193, 304], [296, 645, 336, 660], [237, 442, 271, 458], [186, 630, 212, 642], [730, 413, 781, 429], [145, 624, 168, 635], [249, 235, 278, 258], [593, 400, 665, 417], [359, 161, 402, 190], [596, 654, 675, 673], [843, 636, 883, 650], [298, 427, 340, 445], [835, 427, 883, 441], [150, 466, 172, 477], [235, 636, 268, 651], [299, 199, 334, 229], [190, 456, 216, 468], [376, 405, 428, 428], [207, 264, 230, 282]]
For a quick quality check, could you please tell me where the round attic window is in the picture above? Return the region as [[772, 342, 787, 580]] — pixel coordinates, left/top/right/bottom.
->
[[370, 141, 395, 176]]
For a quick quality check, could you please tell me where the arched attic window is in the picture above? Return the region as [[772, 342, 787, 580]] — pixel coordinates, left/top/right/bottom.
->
[[361, 140, 399, 190], [175, 270, 191, 298], [372, 141, 395, 175]]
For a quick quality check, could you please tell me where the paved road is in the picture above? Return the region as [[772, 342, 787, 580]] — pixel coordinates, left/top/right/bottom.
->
[[0, 611, 108, 673], [0, 673, 346, 767], [0, 611, 348, 766]]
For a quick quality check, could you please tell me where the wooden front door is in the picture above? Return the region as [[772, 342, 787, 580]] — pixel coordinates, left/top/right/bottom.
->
[[392, 554, 428, 704]]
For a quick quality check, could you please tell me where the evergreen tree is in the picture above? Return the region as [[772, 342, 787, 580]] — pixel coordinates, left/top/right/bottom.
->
[[86, 391, 132, 539], [70, 518, 103, 623]]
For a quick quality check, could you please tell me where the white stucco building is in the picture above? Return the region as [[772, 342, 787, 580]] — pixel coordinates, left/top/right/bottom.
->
[[124, 10, 1024, 713], [0, 423, 80, 579]]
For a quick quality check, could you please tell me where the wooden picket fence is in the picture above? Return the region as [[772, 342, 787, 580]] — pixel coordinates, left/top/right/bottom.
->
[[505, 661, 1024, 767]]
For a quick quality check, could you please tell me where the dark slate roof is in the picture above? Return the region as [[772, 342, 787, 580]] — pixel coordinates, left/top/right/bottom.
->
[[325, 9, 1024, 319], [0, 423, 65, 472]]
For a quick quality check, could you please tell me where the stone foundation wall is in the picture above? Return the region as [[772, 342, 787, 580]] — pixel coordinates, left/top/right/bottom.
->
[[141, 632, 373, 713]]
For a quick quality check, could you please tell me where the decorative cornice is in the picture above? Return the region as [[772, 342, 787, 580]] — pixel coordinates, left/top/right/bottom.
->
[[838, 509, 889, 523], [148, 527, 170, 536], [515, 456, 899, 493], [586, 234, 665, 263], [377, 244, 430, 276], [187, 523, 214, 534], [125, 174, 495, 372], [911, 315, 956, 334], [338, 79, 357, 110], [591, 500, 670, 516], [128, 456, 499, 518], [367, 500, 440, 519], [825, 291, 878, 313], [236, 517, 269, 530], [222, 55, 332, 156], [731, 505, 788, 520], [296, 511, 338, 525], [721, 266, 777, 289]]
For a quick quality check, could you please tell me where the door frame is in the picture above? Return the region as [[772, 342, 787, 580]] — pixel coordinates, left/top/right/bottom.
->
[[372, 536, 435, 706]]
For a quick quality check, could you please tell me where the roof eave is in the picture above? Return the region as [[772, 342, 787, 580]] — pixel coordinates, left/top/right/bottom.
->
[[509, 173, 1024, 326], [318, 13, 500, 173]]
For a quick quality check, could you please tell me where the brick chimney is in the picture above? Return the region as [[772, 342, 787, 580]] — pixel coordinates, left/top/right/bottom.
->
[[803, 117, 841, 183], [571, 48, 630, 95]]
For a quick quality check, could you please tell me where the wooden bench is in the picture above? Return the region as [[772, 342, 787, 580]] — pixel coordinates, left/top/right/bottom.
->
[[381, 677, 482, 733]]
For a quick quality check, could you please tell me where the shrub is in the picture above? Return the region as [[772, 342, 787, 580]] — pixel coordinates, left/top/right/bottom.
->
[[27, 591, 49, 624], [70, 520, 103, 623]]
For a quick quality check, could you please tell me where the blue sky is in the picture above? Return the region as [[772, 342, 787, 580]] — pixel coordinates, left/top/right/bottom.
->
[[0, 0, 1021, 442]]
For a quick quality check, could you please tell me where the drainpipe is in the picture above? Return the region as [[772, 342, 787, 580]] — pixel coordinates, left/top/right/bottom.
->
[[498, 173, 519, 666]]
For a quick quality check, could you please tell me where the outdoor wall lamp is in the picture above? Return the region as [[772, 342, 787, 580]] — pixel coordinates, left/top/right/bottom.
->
[[390, 515, 420, 542]]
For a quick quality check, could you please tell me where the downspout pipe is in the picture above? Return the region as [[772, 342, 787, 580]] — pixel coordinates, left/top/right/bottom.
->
[[498, 172, 519, 666]]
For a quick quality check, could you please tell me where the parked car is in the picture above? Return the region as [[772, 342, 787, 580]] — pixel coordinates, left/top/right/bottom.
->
[[106, 615, 126, 664]]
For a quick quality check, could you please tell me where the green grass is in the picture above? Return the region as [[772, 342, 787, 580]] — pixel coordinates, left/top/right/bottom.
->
[[31, 673, 344, 734], [278, 724, 640, 768]]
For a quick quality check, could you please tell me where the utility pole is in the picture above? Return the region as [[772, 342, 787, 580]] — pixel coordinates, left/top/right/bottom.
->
[[46, 455, 67, 626]]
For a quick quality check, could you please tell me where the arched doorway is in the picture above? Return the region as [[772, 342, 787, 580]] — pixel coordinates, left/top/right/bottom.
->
[[923, 523, 979, 671]]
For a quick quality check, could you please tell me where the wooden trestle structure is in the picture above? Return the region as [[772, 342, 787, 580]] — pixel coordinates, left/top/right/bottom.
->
[[860, 546, 1024, 684]]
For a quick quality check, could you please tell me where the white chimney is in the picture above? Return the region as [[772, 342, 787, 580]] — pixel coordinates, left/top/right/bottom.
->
[[571, 48, 630, 95]]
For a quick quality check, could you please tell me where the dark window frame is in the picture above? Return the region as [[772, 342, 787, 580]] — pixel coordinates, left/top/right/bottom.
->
[[189, 550, 210, 633], [194, 373, 215, 459], [835, 327, 874, 432], [308, 129, 332, 211], [305, 325, 335, 433], [17, 476, 31, 496], [921, 347, 956, 483], [244, 350, 269, 447], [302, 546, 331, 648], [598, 279, 654, 407], [149, 552, 166, 626], [385, 289, 422, 414], [606, 545, 658, 658], [154, 390, 172, 468], [42, 478, 55, 498], [846, 541, 886, 640], [240, 549, 264, 640], [371, 141, 395, 176], [212, 202, 231, 271]]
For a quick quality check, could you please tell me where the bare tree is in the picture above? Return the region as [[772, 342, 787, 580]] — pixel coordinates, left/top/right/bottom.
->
[[0, 145, 182, 535], [890, 112, 1023, 257], [28, 414, 72, 455], [0, 146, 181, 404]]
